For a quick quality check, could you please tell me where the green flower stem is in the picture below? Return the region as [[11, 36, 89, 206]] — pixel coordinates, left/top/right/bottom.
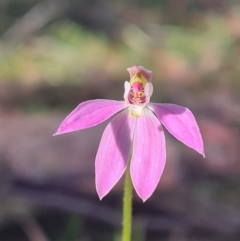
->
[[122, 164, 132, 241]]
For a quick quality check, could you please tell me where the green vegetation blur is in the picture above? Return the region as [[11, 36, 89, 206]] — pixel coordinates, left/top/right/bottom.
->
[[1, 0, 239, 90]]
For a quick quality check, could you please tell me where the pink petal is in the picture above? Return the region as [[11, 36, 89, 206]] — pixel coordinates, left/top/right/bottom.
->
[[54, 99, 126, 135], [130, 108, 166, 201], [96, 110, 136, 199], [127, 65, 153, 82], [150, 103, 205, 157]]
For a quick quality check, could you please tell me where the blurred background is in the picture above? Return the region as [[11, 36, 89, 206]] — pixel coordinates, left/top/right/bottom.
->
[[0, 0, 240, 240]]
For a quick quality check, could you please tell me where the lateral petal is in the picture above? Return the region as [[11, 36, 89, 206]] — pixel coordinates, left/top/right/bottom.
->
[[150, 103, 205, 157], [131, 108, 166, 201], [54, 99, 126, 135], [96, 110, 136, 199]]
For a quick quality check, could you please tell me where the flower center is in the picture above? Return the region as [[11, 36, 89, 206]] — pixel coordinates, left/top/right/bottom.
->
[[128, 72, 147, 105], [124, 71, 153, 117], [124, 72, 152, 117]]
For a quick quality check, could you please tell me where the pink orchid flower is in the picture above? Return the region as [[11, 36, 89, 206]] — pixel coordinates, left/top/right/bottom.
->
[[54, 65, 204, 201]]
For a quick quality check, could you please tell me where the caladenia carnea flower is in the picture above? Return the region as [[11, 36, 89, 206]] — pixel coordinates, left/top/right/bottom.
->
[[54, 65, 205, 202]]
